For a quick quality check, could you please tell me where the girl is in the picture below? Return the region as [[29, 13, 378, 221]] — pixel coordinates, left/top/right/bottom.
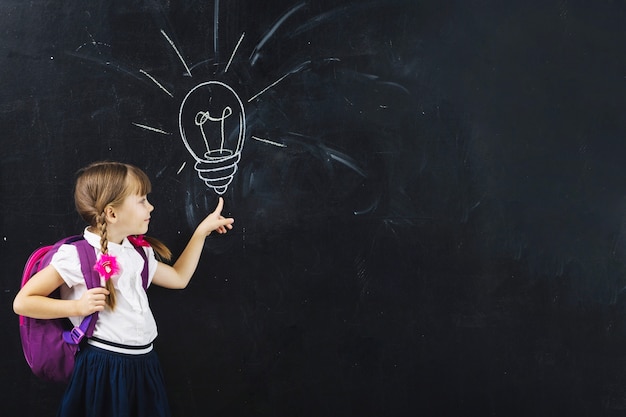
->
[[13, 161, 234, 417]]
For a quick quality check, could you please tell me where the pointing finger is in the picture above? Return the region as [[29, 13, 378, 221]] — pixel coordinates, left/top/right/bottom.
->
[[213, 197, 224, 214]]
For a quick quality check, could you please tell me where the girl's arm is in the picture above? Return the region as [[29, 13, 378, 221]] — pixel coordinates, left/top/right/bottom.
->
[[151, 197, 234, 289], [13, 265, 110, 319]]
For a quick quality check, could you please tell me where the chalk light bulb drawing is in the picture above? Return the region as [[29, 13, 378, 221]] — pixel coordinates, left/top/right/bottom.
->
[[179, 81, 246, 195], [81, 5, 314, 194]]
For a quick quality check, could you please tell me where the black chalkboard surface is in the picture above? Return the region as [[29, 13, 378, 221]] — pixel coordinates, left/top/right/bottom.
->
[[1, 1, 625, 416]]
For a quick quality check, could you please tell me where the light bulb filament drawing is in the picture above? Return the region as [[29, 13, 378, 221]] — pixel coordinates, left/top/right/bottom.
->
[[195, 105, 233, 155]]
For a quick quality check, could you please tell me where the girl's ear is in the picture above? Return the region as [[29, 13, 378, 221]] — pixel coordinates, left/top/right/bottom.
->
[[104, 205, 117, 223]]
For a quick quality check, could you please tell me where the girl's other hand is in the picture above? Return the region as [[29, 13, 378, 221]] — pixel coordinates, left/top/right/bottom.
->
[[77, 287, 110, 316], [197, 197, 234, 236]]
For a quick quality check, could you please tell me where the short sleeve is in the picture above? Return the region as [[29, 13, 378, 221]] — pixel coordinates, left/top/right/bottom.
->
[[49, 244, 87, 288]]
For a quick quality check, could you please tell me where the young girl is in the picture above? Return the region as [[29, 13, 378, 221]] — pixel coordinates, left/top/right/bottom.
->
[[13, 161, 234, 417]]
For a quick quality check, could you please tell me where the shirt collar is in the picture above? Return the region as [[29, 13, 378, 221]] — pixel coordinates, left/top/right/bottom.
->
[[83, 227, 134, 250]]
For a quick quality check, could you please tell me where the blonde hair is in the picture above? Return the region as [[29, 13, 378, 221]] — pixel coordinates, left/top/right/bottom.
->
[[74, 161, 171, 309]]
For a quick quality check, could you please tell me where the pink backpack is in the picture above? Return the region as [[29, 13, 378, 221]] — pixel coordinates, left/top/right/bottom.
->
[[18, 235, 148, 383]]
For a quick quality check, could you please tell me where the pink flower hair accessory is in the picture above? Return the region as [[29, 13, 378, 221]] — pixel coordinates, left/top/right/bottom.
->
[[94, 254, 120, 281], [128, 235, 150, 247]]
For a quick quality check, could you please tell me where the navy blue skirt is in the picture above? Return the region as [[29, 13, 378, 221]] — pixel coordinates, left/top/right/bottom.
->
[[57, 344, 171, 417]]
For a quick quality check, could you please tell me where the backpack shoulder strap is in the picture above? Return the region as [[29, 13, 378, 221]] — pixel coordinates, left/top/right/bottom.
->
[[62, 238, 99, 343], [72, 239, 99, 289], [131, 245, 149, 290], [126, 235, 150, 290]]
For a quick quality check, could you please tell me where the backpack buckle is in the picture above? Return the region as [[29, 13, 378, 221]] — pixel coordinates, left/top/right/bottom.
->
[[69, 327, 85, 344]]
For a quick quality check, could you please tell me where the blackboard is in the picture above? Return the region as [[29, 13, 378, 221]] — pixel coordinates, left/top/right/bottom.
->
[[1, 1, 625, 416]]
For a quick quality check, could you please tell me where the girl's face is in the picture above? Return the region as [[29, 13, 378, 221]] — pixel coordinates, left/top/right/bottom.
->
[[112, 193, 154, 238]]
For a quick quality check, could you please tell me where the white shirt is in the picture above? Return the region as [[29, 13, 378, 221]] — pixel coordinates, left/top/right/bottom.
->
[[50, 228, 159, 346]]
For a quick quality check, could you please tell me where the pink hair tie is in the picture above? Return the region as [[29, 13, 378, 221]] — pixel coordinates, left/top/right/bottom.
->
[[94, 254, 119, 282], [128, 235, 150, 247]]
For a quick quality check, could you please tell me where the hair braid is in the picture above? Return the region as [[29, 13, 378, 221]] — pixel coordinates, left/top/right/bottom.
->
[[97, 212, 116, 309], [97, 212, 108, 253]]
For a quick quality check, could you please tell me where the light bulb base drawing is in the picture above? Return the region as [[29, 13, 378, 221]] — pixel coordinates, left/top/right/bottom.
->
[[194, 150, 241, 195]]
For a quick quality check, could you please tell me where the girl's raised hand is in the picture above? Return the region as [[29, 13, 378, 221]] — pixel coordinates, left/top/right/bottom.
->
[[151, 197, 235, 289], [197, 197, 234, 236]]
